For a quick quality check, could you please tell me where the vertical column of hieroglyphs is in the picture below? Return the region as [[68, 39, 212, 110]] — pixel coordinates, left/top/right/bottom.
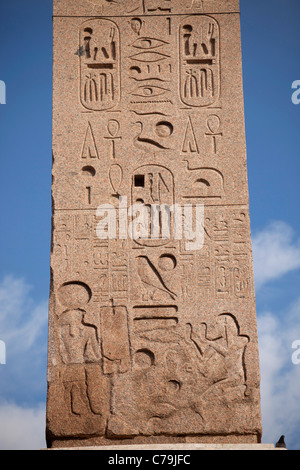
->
[[47, 0, 262, 447]]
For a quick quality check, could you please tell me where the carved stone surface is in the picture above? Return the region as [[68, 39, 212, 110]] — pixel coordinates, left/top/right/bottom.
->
[[47, 0, 262, 448]]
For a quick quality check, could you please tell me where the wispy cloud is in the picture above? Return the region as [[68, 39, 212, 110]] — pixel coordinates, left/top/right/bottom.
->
[[252, 221, 300, 449], [0, 402, 46, 450], [0, 275, 48, 449], [252, 221, 300, 290], [0, 275, 48, 354], [258, 297, 300, 450]]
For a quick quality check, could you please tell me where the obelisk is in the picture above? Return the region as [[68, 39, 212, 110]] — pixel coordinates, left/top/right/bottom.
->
[[47, 0, 262, 448]]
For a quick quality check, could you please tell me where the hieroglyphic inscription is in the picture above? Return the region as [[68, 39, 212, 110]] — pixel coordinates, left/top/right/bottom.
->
[[105, 120, 122, 159], [179, 16, 220, 107], [205, 114, 222, 155], [131, 165, 175, 246], [53, 211, 129, 304], [128, 14, 174, 117], [48, 1, 262, 445], [80, 19, 120, 111], [100, 303, 131, 374]]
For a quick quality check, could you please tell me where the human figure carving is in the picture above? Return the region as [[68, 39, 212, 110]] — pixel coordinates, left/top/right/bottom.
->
[[59, 309, 102, 417], [188, 314, 249, 392], [59, 309, 100, 364]]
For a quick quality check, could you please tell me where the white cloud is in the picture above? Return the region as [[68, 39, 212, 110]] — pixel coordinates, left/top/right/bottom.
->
[[0, 275, 48, 361], [252, 221, 300, 290], [0, 275, 48, 449], [258, 297, 300, 450], [0, 275, 48, 349], [253, 222, 300, 449], [0, 402, 46, 450]]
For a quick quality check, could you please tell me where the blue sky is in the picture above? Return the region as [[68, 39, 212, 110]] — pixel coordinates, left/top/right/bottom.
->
[[0, 0, 299, 450]]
